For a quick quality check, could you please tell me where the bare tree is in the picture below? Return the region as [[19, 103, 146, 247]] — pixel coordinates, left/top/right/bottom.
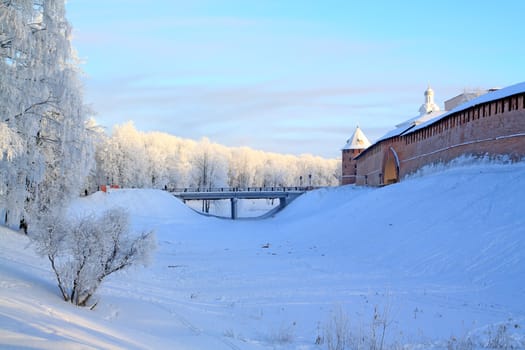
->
[[30, 208, 155, 307]]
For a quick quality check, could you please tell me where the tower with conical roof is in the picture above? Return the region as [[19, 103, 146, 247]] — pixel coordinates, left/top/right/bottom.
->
[[341, 126, 371, 185]]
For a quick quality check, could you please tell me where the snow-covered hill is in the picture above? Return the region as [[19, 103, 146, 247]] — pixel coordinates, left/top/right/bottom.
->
[[1, 160, 525, 349]]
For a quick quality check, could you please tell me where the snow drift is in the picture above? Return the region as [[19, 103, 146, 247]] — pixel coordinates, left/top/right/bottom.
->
[[1, 160, 525, 349]]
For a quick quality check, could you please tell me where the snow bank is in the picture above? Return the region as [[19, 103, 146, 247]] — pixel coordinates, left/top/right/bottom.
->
[[70, 189, 198, 224], [1, 161, 525, 349]]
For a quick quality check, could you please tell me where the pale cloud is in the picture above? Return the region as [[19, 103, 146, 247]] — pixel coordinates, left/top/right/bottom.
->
[[84, 71, 420, 158]]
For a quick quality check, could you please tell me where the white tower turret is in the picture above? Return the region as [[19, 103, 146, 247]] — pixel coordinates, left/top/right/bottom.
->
[[419, 85, 441, 115]]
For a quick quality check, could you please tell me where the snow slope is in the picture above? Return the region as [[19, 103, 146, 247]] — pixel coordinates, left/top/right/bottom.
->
[[1, 160, 525, 349]]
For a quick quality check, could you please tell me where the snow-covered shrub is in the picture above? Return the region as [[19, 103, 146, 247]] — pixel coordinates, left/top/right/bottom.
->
[[323, 305, 392, 350], [447, 334, 474, 350], [324, 307, 351, 350], [264, 322, 296, 345], [483, 323, 521, 349], [30, 208, 155, 307]]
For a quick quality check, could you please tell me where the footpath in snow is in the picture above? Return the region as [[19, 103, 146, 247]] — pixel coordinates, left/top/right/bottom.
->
[[1, 160, 525, 349]]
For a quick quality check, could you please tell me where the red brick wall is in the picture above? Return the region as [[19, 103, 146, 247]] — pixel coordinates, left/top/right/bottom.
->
[[341, 148, 363, 185], [356, 93, 525, 186]]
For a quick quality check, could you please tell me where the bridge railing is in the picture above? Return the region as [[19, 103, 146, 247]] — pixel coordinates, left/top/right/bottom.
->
[[169, 186, 317, 193]]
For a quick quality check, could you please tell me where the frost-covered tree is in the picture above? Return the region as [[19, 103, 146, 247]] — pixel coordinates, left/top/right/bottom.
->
[[104, 121, 149, 187], [1, 0, 92, 228], [143, 132, 170, 188], [0, 122, 23, 210], [30, 207, 155, 307], [297, 154, 340, 186], [93, 122, 340, 192], [163, 135, 194, 189], [190, 138, 228, 212], [84, 117, 106, 193], [93, 123, 193, 190], [0, 122, 23, 160], [190, 137, 228, 189], [256, 156, 293, 187], [228, 147, 258, 188]]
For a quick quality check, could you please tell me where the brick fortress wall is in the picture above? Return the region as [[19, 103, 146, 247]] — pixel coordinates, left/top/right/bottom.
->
[[355, 93, 525, 186]]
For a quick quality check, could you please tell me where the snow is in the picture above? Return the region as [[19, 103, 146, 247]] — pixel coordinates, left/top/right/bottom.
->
[[342, 126, 371, 150], [2, 160, 525, 349], [369, 110, 445, 147], [185, 198, 280, 219]]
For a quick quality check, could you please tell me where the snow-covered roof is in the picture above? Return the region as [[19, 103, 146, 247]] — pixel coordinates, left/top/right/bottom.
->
[[397, 110, 444, 129], [372, 85, 446, 144], [342, 126, 371, 150], [407, 81, 525, 134], [375, 110, 445, 143]]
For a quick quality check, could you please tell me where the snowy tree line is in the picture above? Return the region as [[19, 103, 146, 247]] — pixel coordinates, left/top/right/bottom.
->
[[92, 121, 341, 192]]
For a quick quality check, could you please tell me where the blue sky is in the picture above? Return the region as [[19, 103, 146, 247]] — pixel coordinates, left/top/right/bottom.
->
[[66, 0, 525, 158]]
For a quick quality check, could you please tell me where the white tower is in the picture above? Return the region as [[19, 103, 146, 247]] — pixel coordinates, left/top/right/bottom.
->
[[418, 85, 441, 115]]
